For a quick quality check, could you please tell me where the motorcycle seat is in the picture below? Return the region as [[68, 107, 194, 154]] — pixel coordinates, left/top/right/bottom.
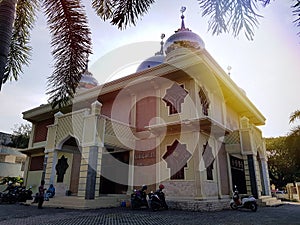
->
[[241, 195, 251, 199]]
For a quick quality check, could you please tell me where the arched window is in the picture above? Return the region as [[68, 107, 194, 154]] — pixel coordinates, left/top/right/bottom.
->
[[202, 141, 214, 180], [199, 87, 210, 116]]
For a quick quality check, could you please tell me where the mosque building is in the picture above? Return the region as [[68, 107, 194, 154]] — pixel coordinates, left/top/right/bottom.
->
[[21, 9, 271, 209]]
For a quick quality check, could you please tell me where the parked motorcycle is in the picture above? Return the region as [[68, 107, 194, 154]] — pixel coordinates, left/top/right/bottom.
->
[[230, 185, 257, 212], [148, 184, 168, 211], [0, 183, 18, 204], [17, 186, 33, 202], [0, 183, 33, 204], [131, 185, 149, 209]]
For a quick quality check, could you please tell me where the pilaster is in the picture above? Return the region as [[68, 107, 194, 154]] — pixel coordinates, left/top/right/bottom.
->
[[77, 101, 104, 199], [194, 139, 202, 198], [247, 155, 258, 198], [127, 150, 135, 194], [260, 158, 271, 195]]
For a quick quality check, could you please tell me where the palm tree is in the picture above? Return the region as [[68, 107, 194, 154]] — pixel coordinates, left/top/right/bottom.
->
[[289, 110, 300, 136], [0, 0, 17, 90], [0, 0, 92, 108], [0, 0, 299, 108]]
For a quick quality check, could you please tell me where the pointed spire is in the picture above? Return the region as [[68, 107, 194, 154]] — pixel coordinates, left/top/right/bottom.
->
[[176, 6, 190, 32], [155, 33, 165, 56], [180, 6, 186, 30]]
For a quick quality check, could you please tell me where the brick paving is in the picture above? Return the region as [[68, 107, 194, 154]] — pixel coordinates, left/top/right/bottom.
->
[[0, 202, 299, 225]]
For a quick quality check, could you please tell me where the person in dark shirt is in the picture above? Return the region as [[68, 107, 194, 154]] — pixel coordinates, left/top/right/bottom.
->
[[38, 180, 46, 209]]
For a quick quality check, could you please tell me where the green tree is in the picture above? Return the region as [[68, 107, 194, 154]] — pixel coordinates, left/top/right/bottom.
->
[[266, 137, 296, 189], [0, 0, 299, 107], [285, 135, 300, 178], [9, 123, 32, 149], [287, 109, 300, 178]]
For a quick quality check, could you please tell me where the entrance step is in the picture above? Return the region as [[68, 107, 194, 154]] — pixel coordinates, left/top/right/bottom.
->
[[27, 195, 129, 209], [258, 196, 283, 207]]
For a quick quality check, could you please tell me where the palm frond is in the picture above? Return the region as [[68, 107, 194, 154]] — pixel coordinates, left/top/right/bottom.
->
[[292, 0, 300, 36], [198, 0, 229, 35], [289, 109, 300, 124], [93, 0, 155, 29], [43, 0, 92, 108], [3, 0, 39, 83], [92, 0, 115, 21], [289, 125, 300, 136], [198, 0, 263, 40], [257, 0, 271, 7]]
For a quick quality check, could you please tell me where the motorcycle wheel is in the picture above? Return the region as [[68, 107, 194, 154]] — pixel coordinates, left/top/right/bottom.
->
[[250, 202, 257, 212], [230, 202, 238, 210], [131, 201, 137, 209], [9, 198, 17, 204], [150, 201, 160, 212]]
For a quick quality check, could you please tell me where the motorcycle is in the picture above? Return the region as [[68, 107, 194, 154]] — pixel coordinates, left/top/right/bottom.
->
[[148, 188, 168, 211], [17, 186, 33, 202], [0, 184, 18, 204], [230, 185, 257, 212], [131, 185, 149, 209], [0, 184, 33, 204]]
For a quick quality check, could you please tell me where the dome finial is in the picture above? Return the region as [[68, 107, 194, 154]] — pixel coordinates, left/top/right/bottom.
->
[[155, 33, 165, 56], [136, 33, 165, 72], [180, 6, 187, 30]]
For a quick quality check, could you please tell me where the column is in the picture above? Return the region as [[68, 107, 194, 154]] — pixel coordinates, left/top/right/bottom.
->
[[194, 136, 202, 198], [44, 112, 60, 186], [127, 150, 135, 194], [247, 155, 258, 198], [44, 150, 58, 186], [85, 146, 99, 199], [78, 101, 104, 199], [260, 158, 271, 196]]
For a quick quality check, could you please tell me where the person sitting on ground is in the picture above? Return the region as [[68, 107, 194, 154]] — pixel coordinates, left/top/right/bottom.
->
[[32, 193, 39, 204], [46, 184, 55, 198]]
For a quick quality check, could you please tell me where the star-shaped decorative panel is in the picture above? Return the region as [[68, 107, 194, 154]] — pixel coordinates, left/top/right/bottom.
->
[[163, 83, 188, 114]]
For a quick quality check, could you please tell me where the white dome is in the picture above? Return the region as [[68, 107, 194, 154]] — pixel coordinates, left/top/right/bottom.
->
[[164, 13, 205, 59], [77, 69, 98, 90], [164, 29, 205, 55], [136, 55, 165, 72], [136, 34, 166, 72]]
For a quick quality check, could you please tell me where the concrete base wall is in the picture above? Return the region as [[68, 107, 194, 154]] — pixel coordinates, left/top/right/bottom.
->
[[167, 199, 230, 211]]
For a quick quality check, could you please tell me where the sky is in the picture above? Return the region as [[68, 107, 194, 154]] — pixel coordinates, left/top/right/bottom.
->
[[0, 0, 300, 138]]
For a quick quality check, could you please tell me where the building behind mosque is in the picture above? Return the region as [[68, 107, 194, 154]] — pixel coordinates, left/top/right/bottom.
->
[[21, 10, 271, 209]]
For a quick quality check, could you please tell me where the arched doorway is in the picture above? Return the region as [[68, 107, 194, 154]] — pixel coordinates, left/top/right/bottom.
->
[[59, 137, 81, 195]]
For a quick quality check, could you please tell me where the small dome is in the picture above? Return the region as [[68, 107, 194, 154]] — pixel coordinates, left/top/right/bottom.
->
[[164, 10, 205, 58], [136, 55, 165, 72], [77, 69, 98, 90], [136, 34, 166, 73]]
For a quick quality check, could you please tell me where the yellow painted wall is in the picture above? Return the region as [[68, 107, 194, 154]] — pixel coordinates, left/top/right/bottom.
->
[[26, 170, 43, 194], [226, 105, 240, 130]]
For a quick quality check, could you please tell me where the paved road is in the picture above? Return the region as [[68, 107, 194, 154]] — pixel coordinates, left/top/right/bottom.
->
[[0, 202, 299, 225]]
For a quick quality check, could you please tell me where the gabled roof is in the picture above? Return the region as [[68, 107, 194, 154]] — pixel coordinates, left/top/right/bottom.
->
[[23, 48, 265, 126]]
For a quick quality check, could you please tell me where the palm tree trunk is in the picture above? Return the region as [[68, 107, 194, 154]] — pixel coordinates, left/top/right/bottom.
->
[[0, 0, 17, 90]]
